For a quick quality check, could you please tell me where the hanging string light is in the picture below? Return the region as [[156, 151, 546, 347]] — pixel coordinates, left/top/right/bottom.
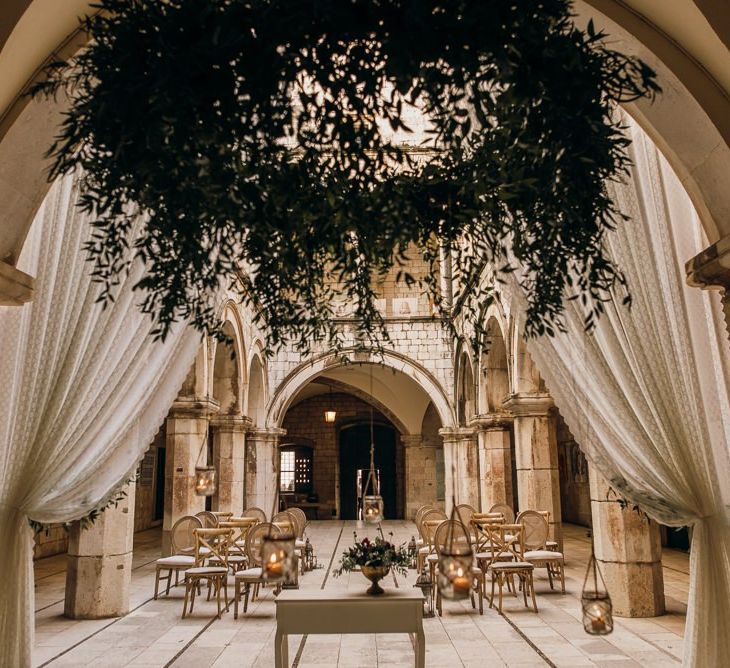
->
[[194, 428, 217, 496], [362, 363, 384, 524]]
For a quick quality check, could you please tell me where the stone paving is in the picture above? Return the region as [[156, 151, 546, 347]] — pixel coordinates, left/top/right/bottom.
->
[[33, 522, 687, 667]]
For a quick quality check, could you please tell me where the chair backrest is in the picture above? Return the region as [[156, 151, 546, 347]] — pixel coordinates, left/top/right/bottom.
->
[[288, 508, 307, 537], [219, 519, 256, 556], [171, 515, 203, 554], [415, 504, 435, 529], [500, 523, 526, 557], [194, 527, 233, 566], [195, 511, 218, 528], [433, 519, 472, 556], [455, 504, 476, 529], [271, 510, 296, 536], [246, 522, 281, 567], [419, 508, 447, 540], [517, 510, 549, 550], [241, 507, 267, 523], [471, 514, 503, 552], [489, 503, 515, 523]]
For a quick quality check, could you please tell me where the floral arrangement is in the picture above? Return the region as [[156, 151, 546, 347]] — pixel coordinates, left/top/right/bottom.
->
[[333, 533, 411, 578]]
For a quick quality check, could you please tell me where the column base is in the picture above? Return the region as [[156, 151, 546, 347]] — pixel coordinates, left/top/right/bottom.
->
[[64, 552, 133, 619], [598, 560, 666, 617]]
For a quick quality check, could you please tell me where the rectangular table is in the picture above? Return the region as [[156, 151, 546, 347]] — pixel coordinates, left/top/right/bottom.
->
[[274, 589, 425, 667]]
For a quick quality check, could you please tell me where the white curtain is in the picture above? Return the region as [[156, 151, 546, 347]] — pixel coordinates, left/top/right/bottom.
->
[[507, 118, 730, 666], [0, 176, 202, 666]]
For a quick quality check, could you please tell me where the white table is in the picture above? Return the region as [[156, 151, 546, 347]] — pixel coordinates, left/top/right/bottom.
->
[[274, 588, 425, 667]]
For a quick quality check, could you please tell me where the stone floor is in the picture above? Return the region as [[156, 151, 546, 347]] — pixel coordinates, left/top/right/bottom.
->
[[33, 522, 688, 667]]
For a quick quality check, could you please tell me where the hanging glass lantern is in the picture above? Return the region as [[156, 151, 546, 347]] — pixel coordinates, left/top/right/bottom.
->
[[437, 503, 474, 600], [262, 533, 297, 582], [362, 494, 384, 524], [361, 365, 384, 525], [194, 465, 217, 496], [324, 386, 336, 423], [582, 546, 613, 635]]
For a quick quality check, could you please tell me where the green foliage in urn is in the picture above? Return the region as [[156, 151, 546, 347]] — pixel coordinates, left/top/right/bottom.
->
[[33, 0, 659, 350], [334, 533, 411, 578]]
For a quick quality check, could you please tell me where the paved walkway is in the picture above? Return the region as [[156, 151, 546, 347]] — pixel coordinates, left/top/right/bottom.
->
[[33, 522, 687, 667]]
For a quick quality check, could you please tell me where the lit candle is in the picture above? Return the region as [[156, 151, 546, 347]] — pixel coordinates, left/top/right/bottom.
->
[[590, 613, 606, 632], [266, 553, 284, 578], [452, 575, 471, 595]]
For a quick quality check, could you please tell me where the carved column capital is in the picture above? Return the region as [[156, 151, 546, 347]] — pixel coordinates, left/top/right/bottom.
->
[[470, 412, 514, 430], [502, 393, 554, 417], [169, 396, 220, 419], [400, 434, 423, 448], [210, 414, 253, 432], [686, 234, 730, 291]]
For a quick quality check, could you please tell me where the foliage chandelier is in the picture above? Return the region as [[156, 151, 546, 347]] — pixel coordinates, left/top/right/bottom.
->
[[34, 0, 659, 350]]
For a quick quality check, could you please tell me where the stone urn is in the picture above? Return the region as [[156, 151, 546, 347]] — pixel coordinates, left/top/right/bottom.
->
[[361, 565, 390, 595]]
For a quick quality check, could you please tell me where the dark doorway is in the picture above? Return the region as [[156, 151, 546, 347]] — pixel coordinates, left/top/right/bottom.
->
[[154, 447, 166, 522], [339, 423, 398, 520]]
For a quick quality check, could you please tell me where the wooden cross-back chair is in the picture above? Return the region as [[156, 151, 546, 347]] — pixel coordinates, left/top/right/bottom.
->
[[518, 510, 565, 593], [516, 509, 559, 551], [153, 515, 202, 599], [416, 509, 447, 572], [217, 519, 257, 572], [486, 523, 537, 613], [181, 528, 234, 619]]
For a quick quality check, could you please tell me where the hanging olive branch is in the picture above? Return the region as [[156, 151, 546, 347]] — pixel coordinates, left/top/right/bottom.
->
[[32, 0, 659, 351]]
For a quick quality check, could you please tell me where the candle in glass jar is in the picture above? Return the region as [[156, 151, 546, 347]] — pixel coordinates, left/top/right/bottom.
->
[[266, 554, 284, 578], [590, 614, 606, 632], [452, 575, 471, 595]]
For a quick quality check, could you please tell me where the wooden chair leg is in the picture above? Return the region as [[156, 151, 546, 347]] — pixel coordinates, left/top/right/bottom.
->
[[498, 575, 504, 613], [154, 569, 160, 600], [182, 580, 189, 618], [190, 578, 197, 614], [522, 574, 529, 607], [489, 574, 496, 609], [530, 574, 538, 612], [243, 584, 250, 613], [547, 564, 554, 590]]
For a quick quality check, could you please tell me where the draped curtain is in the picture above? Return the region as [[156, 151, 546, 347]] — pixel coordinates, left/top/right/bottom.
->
[[0, 176, 202, 666], [508, 118, 730, 667]]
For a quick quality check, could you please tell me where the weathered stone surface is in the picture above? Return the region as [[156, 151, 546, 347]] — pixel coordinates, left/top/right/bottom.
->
[[64, 481, 136, 619], [473, 415, 514, 510], [440, 427, 479, 512], [505, 394, 562, 548], [589, 467, 665, 618]]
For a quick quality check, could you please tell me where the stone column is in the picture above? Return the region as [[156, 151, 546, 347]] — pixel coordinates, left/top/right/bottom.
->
[[402, 434, 438, 519], [210, 415, 251, 515], [504, 393, 562, 547], [245, 427, 286, 514], [439, 427, 479, 513], [472, 414, 514, 511], [162, 396, 219, 555], [589, 466, 665, 617], [64, 480, 136, 618]]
